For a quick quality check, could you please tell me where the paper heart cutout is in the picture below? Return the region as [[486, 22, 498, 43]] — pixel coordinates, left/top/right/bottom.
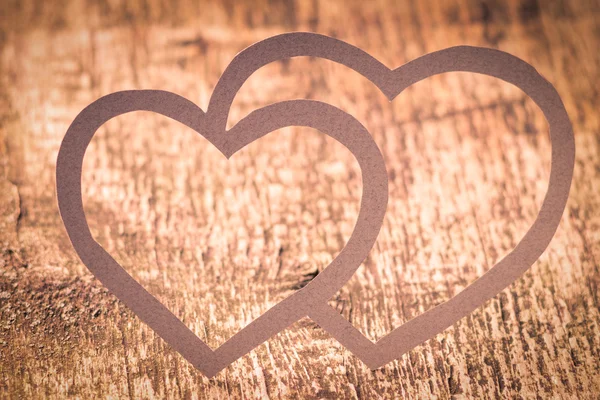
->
[[57, 33, 574, 377], [57, 95, 388, 376]]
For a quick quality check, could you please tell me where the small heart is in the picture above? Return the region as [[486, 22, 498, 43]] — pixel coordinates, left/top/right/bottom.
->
[[57, 93, 388, 376], [57, 33, 574, 376]]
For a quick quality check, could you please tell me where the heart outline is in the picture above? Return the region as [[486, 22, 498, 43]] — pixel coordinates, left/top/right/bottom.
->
[[57, 95, 389, 376], [56, 33, 574, 377], [209, 33, 575, 369]]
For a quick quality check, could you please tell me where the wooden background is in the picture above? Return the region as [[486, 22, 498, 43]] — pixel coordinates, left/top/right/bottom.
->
[[1, 0, 599, 398]]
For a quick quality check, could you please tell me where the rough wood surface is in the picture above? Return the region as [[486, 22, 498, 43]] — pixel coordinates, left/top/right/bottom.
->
[[1, 0, 599, 398]]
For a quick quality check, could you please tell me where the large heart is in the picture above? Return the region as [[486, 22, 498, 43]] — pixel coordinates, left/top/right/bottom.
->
[[206, 33, 575, 369], [57, 33, 574, 377]]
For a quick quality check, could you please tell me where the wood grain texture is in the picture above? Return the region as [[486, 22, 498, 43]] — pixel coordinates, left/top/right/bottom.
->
[[1, 0, 599, 398]]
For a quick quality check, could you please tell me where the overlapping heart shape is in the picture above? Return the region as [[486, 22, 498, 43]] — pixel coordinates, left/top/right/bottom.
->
[[57, 33, 574, 377]]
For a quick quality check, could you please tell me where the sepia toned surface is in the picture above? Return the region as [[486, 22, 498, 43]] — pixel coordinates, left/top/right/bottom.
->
[[1, 0, 599, 398]]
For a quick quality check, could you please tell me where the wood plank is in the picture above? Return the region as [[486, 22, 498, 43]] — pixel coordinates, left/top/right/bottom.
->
[[1, 0, 599, 398]]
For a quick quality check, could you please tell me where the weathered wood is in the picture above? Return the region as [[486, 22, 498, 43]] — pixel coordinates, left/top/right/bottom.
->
[[1, 0, 599, 398]]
